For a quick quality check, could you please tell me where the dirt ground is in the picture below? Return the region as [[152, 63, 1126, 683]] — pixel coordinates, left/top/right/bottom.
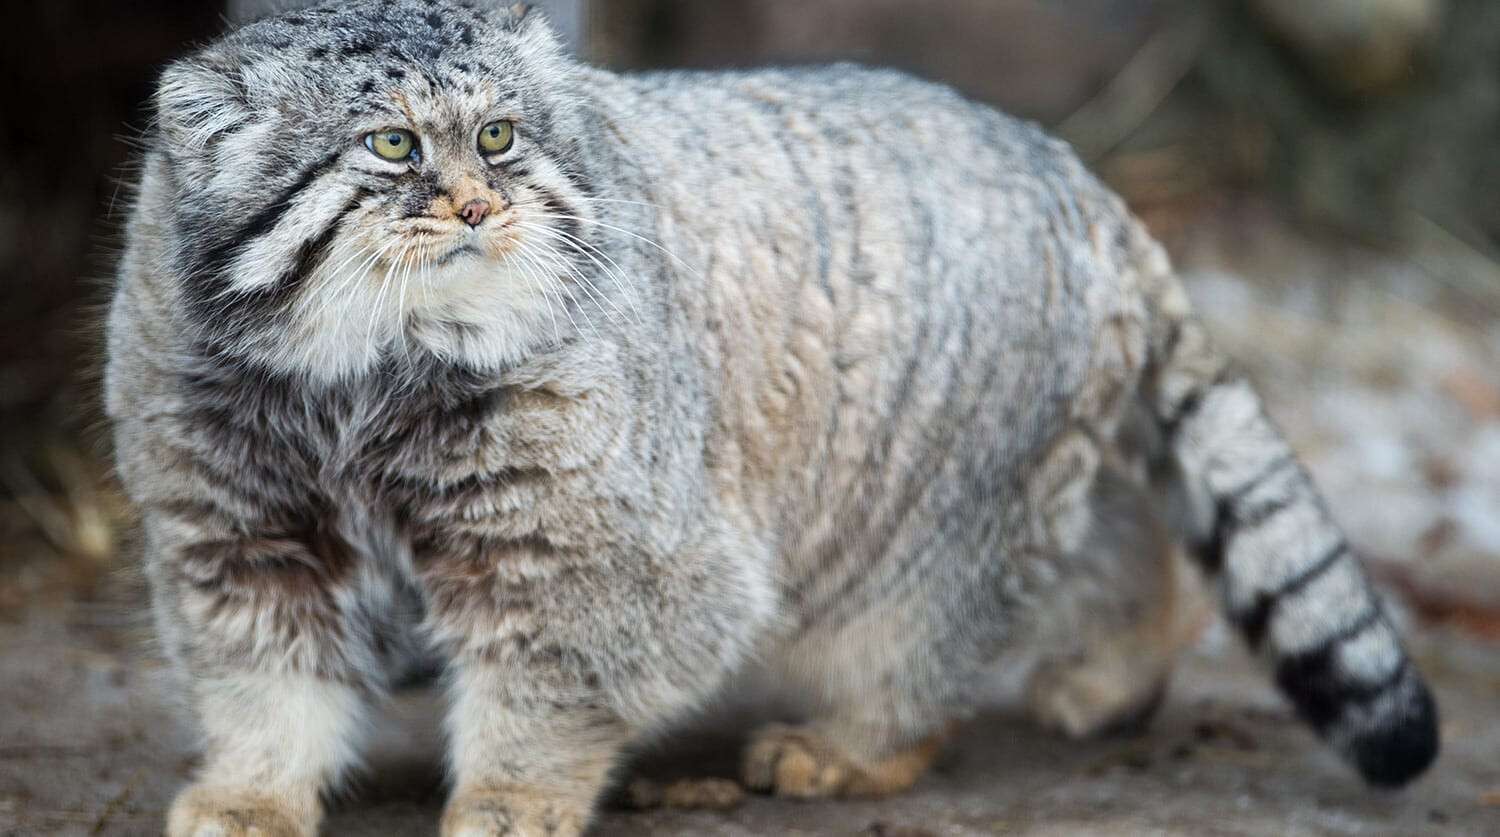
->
[[1, 572, 1498, 837]]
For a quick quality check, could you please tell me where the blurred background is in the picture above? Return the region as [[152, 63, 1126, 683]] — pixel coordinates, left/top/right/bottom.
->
[[1, 1, 1498, 832], [5, 0, 1496, 632]]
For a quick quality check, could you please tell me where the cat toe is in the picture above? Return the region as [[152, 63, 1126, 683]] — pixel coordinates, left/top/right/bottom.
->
[[440, 787, 588, 837], [165, 784, 316, 837]]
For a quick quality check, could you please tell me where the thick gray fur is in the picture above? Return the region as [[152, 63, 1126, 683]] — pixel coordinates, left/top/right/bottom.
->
[[105, 2, 1438, 834]]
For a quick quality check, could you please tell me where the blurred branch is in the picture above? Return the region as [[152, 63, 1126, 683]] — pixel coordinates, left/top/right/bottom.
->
[[1057, 7, 1213, 161], [1409, 213, 1500, 308]]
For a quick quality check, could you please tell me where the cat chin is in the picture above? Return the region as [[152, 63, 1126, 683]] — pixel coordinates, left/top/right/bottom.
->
[[422, 251, 514, 287], [405, 259, 572, 369], [257, 257, 565, 382], [253, 315, 555, 383]]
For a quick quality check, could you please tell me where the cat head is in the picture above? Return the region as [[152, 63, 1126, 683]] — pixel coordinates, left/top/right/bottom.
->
[[148, 0, 613, 379]]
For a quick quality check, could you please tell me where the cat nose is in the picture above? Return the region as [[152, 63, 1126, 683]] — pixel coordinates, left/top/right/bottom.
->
[[459, 198, 491, 228]]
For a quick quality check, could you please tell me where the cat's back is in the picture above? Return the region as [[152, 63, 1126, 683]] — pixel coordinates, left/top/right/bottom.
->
[[602, 62, 1118, 225], [597, 61, 1140, 333], [613, 62, 1042, 168], [593, 64, 1152, 541]]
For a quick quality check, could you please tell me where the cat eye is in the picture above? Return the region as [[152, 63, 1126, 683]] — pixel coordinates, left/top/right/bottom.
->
[[365, 129, 419, 162], [478, 120, 515, 155]]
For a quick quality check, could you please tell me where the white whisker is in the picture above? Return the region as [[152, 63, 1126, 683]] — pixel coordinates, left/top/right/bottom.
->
[[516, 221, 643, 324], [508, 245, 565, 347], [524, 235, 624, 330], [418, 239, 434, 308], [526, 211, 701, 279], [520, 241, 597, 338], [393, 241, 416, 361], [569, 196, 663, 211], [363, 240, 405, 364]]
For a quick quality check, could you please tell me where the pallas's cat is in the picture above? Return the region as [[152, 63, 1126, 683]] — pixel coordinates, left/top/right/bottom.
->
[[106, 2, 1437, 834]]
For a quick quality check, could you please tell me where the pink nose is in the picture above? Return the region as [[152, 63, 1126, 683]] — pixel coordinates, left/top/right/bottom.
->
[[459, 198, 491, 228]]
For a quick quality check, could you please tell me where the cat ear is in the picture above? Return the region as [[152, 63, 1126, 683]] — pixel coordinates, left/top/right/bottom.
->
[[494, 2, 539, 32], [484, 1, 570, 59], [154, 52, 251, 153]]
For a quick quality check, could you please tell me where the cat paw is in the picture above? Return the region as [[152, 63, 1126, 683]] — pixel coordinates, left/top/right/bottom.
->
[[623, 776, 746, 810], [742, 723, 941, 799], [742, 724, 853, 798], [166, 784, 318, 837], [1026, 657, 1168, 739], [440, 787, 588, 837]]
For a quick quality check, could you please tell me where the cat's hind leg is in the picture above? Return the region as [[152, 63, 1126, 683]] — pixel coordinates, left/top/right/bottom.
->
[[1024, 463, 1203, 739], [741, 610, 963, 800]]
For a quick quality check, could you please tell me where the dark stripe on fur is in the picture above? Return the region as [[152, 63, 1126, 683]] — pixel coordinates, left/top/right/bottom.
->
[[1161, 367, 1235, 440], [1161, 320, 1184, 366], [1321, 602, 1385, 651], [1270, 590, 1436, 786], [1191, 452, 1301, 577], [274, 189, 370, 292], [1279, 653, 1408, 733], [1224, 452, 1297, 505], [1234, 596, 1273, 650], [1232, 542, 1356, 648], [1274, 539, 1349, 600], [194, 150, 343, 285], [1192, 497, 1231, 573], [1195, 490, 1295, 575], [535, 188, 582, 244], [1161, 391, 1202, 440], [1230, 552, 1362, 657], [180, 151, 347, 351], [1234, 491, 1294, 530], [799, 307, 992, 629]]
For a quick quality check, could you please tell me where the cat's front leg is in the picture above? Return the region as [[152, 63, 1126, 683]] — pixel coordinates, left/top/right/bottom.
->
[[419, 523, 775, 837], [438, 659, 627, 837], [165, 671, 360, 837], [143, 516, 383, 837]]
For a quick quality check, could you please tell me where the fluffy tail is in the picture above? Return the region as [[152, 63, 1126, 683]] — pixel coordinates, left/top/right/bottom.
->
[[1133, 236, 1438, 787]]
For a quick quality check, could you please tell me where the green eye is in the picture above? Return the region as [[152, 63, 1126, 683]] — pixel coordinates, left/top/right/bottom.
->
[[365, 129, 417, 161], [478, 120, 515, 154]]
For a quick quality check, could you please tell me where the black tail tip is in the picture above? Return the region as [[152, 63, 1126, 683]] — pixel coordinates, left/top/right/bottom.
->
[[1348, 681, 1440, 788]]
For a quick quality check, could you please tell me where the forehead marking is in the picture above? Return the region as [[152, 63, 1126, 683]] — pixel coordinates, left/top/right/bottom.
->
[[390, 90, 421, 128]]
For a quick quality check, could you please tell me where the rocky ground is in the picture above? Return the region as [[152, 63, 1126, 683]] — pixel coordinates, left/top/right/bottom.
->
[[1, 209, 1497, 836]]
